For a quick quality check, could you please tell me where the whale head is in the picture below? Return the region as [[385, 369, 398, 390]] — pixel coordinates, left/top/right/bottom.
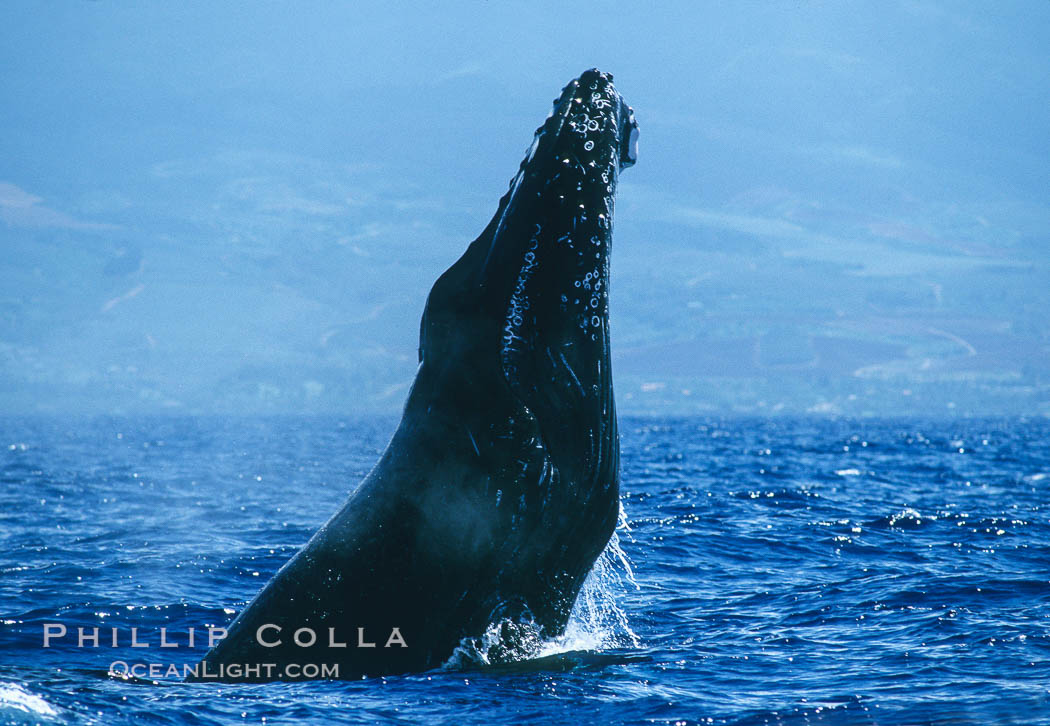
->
[[409, 68, 637, 643], [419, 67, 636, 402]]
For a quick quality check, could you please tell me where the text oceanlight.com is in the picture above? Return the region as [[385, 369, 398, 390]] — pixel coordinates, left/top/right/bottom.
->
[[111, 660, 341, 680]]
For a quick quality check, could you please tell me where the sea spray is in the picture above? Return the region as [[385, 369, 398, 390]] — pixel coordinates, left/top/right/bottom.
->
[[444, 502, 641, 669]]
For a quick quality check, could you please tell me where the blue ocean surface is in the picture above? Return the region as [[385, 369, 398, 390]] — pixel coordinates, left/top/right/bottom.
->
[[1, 416, 1048, 725]]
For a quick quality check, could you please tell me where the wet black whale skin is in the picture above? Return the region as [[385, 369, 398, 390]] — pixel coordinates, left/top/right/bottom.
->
[[193, 69, 637, 682]]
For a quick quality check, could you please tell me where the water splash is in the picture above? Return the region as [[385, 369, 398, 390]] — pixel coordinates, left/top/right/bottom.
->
[[443, 501, 641, 669], [0, 682, 59, 720], [538, 528, 642, 656], [443, 617, 544, 670]]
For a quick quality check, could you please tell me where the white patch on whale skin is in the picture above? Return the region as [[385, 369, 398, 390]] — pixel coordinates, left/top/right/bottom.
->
[[501, 226, 541, 377], [627, 125, 639, 162], [525, 134, 541, 164]]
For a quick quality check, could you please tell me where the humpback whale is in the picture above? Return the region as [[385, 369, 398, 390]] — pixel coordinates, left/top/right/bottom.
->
[[192, 69, 637, 682]]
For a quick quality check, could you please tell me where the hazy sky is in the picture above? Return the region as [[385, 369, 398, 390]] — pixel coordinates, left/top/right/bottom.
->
[[2, 2, 1048, 415]]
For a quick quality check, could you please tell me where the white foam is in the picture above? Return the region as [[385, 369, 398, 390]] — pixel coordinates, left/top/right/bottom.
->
[[443, 501, 642, 669], [540, 503, 642, 656], [540, 539, 641, 656], [0, 683, 58, 719]]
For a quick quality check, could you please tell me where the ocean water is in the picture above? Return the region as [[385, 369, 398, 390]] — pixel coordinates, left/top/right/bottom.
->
[[1, 415, 1048, 725]]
